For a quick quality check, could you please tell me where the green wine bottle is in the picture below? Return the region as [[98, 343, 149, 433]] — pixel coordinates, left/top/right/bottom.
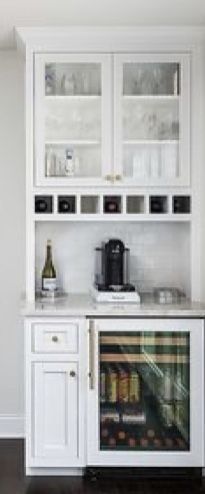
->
[[42, 239, 57, 291]]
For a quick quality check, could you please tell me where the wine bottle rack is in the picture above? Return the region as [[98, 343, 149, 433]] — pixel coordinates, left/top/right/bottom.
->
[[34, 192, 192, 221]]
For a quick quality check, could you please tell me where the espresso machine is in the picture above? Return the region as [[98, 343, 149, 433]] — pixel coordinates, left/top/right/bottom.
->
[[91, 239, 140, 303]]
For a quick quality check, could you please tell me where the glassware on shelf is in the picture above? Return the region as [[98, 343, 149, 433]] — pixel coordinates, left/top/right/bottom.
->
[[45, 148, 56, 176], [81, 71, 91, 95], [123, 63, 180, 96], [60, 73, 76, 95], [45, 64, 56, 95]]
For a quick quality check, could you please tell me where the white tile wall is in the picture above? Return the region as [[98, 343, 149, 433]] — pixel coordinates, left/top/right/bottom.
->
[[35, 222, 190, 297]]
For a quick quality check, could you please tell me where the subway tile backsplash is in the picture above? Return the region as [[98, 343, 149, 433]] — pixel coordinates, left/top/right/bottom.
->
[[35, 222, 190, 297]]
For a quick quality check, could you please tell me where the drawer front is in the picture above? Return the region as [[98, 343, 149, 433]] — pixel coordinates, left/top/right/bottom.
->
[[33, 322, 78, 353]]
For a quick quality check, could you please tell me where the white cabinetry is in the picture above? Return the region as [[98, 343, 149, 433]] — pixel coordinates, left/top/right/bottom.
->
[[114, 53, 190, 186], [34, 52, 190, 188], [25, 317, 86, 474], [35, 54, 112, 187], [34, 361, 78, 463]]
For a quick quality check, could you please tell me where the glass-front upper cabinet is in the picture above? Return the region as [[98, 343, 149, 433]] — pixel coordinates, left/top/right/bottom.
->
[[87, 319, 204, 467], [114, 54, 190, 186], [34, 54, 112, 186]]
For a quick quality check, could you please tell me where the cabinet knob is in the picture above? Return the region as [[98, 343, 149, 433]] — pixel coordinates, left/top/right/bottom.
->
[[115, 174, 122, 181], [52, 335, 58, 343], [70, 370, 76, 377], [105, 174, 112, 181]]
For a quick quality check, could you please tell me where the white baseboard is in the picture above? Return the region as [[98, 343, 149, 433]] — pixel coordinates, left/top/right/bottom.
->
[[0, 414, 24, 438]]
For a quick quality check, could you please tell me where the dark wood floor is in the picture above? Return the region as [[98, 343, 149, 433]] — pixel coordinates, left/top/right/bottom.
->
[[0, 439, 204, 494]]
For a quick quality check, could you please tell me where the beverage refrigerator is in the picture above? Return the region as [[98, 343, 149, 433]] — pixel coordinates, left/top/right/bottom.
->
[[87, 318, 204, 467]]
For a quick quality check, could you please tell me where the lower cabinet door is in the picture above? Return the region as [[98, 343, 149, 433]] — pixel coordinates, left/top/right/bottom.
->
[[33, 362, 78, 466]]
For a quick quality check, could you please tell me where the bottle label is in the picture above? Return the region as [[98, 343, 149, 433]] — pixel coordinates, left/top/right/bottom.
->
[[42, 278, 57, 291]]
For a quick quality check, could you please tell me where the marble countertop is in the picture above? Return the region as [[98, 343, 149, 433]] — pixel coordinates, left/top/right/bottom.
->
[[22, 293, 205, 318]]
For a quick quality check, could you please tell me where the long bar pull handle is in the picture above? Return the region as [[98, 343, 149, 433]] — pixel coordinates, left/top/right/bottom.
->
[[89, 320, 95, 390]]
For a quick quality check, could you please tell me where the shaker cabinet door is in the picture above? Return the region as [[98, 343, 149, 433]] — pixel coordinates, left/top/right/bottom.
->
[[33, 361, 79, 466], [34, 53, 112, 187]]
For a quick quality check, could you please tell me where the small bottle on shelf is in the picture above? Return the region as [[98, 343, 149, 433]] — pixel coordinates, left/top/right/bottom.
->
[[41, 240, 57, 292], [65, 149, 75, 176], [100, 370, 106, 403], [163, 367, 173, 401], [118, 370, 129, 403], [107, 370, 118, 403], [129, 371, 140, 403]]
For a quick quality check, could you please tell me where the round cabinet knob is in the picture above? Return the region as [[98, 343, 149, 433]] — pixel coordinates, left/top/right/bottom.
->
[[70, 370, 76, 377], [52, 335, 58, 343], [105, 174, 112, 181], [115, 174, 122, 181]]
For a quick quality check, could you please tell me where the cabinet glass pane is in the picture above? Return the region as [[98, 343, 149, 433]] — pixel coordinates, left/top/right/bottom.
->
[[45, 63, 101, 96], [123, 63, 179, 96], [122, 62, 180, 182], [99, 331, 190, 452], [44, 62, 102, 178], [123, 142, 179, 180]]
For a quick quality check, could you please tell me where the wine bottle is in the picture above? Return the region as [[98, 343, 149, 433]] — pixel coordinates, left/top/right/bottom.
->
[[42, 240, 57, 292]]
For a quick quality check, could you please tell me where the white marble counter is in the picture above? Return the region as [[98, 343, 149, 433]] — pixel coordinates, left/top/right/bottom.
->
[[22, 293, 205, 318]]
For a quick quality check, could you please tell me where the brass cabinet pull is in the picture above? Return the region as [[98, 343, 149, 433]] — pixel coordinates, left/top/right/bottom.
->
[[105, 174, 115, 183], [70, 370, 76, 377], [88, 320, 95, 390], [52, 335, 58, 342]]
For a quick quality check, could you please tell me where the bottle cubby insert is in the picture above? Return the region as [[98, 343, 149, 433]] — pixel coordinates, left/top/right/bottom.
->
[[81, 195, 100, 214], [103, 196, 122, 214], [149, 195, 168, 214], [173, 196, 191, 214], [126, 196, 145, 214], [58, 195, 76, 214]]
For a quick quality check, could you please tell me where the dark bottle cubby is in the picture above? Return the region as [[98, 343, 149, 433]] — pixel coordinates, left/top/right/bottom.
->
[[35, 195, 53, 214], [58, 195, 76, 214], [149, 196, 168, 214], [103, 196, 122, 214], [173, 196, 191, 214]]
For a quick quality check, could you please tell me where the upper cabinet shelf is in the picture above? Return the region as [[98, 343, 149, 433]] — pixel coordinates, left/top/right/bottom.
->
[[34, 52, 190, 188]]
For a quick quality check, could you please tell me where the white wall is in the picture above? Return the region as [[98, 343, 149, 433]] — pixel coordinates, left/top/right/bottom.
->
[[0, 51, 25, 435]]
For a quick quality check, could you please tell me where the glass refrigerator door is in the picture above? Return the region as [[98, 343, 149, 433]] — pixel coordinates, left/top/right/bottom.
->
[[99, 331, 190, 452]]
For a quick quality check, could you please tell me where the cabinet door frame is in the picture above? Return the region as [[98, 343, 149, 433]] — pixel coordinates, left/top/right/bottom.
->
[[25, 317, 86, 469], [33, 361, 78, 465], [113, 53, 190, 187], [87, 318, 204, 467], [34, 53, 112, 187]]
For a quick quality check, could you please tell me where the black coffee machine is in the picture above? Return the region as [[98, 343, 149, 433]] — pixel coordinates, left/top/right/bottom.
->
[[95, 239, 135, 292]]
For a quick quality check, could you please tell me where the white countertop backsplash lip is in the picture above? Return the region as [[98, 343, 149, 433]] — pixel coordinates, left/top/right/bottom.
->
[[21, 292, 205, 317]]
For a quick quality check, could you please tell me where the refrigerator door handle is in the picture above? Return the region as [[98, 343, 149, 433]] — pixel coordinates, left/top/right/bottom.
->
[[88, 319, 95, 390]]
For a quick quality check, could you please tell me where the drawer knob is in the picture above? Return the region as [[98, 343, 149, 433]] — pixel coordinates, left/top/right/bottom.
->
[[70, 370, 76, 377], [52, 335, 58, 343]]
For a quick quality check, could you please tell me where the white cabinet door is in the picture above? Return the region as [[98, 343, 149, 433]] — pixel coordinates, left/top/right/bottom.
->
[[34, 53, 112, 187], [87, 318, 204, 467], [114, 53, 190, 187], [33, 361, 79, 466]]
